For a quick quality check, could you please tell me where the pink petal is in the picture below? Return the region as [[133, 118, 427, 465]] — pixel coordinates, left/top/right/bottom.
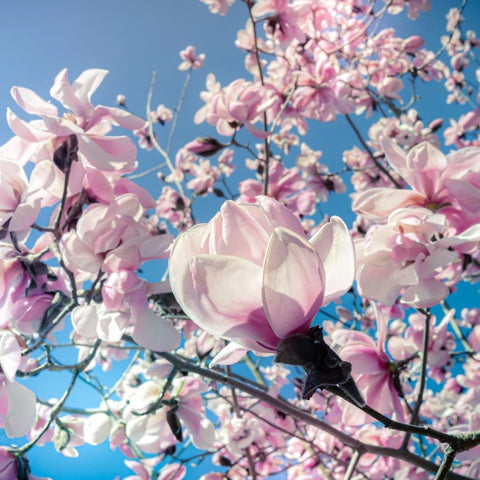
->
[[309, 216, 355, 305], [209, 201, 270, 265], [169, 223, 209, 298], [244, 121, 271, 139], [97, 310, 130, 342], [262, 227, 324, 339], [332, 329, 377, 350], [77, 135, 131, 171], [42, 115, 83, 136], [0, 332, 21, 382], [185, 255, 278, 352], [83, 413, 112, 445], [5, 381, 36, 438], [132, 308, 180, 352], [357, 264, 402, 306], [139, 235, 173, 261], [88, 135, 137, 170], [338, 344, 387, 375], [6, 109, 52, 142], [401, 278, 449, 308], [209, 342, 248, 366], [381, 136, 407, 172], [90, 106, 146, 130], [62, 232, 102, 274], [71, 69, 108, 105], [256, 195, 305, 237], [157, 464, 186, 480], [352, 188, 424, 218], [11, 86, 58, 116], [371, 303, 388, 349], [9, 201, 41, 231], [444, 178, 480, 213], [177, 405, 214, 450], [113, 177, 156, 209], [49, 68, 88, 117], [72, 305, 99, 339]]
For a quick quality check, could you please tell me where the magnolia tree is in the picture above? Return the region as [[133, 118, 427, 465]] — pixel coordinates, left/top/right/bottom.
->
[[2, 0, 480, 479]]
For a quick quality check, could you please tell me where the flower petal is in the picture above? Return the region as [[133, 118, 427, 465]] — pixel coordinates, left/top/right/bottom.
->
[[262, 227, 324, 339], [0, 332, 21, 382], [208, 201, 270, 265], [132, 308, 180, 352], [353, 188, 424, 219], [184, 255, 279, 352], [309, 216, 355, 305], [11, 86, 58, 116], [5, 381, 36, 438], [209, 342, 248, 366]]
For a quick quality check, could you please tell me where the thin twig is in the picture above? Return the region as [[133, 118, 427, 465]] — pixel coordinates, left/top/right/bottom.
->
[[245, 0, 271, 195], [401, 308, 431, 450], [345, 113, 402, 188]]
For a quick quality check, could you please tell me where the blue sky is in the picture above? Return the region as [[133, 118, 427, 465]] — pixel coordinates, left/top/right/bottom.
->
[[2, 1, 480, 479]]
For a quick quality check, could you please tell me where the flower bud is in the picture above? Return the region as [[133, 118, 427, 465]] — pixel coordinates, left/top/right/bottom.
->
[[184, 137, 225, 157]]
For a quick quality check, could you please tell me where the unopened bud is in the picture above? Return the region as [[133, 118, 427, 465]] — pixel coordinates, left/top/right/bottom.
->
[[116, 94, 126, 106], [184, 137, 225, 157]]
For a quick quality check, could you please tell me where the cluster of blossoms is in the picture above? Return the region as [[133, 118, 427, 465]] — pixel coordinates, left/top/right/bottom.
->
[[0, 69, 180, 452], [2, 1, 480, 480]]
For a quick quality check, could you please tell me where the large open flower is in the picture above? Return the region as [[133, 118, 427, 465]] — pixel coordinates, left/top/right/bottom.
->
[[168, 196, 355, 358]]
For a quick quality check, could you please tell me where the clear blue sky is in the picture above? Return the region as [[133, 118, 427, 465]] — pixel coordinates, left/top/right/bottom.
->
[[1, 1, 480, 479]]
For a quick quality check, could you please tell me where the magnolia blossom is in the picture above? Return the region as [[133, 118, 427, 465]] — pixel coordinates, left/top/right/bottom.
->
[[169, 196, 355, 360], [353, 139, 480, 231], [332, 305, 406, 424], [355, 206, 480, 307], [200, 0, 234, 15], [178, 46, 205, 71], [0, 68, 146, 200], [239, 160, 316, 217], [60, 194, 172, 277], [194, 78, 277, 139], [53, 413, 113, 457], [126, 376, 214, 452]]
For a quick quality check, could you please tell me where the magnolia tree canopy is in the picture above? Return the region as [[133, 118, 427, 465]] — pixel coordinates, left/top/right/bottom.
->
[[2, 0, 480, 479]]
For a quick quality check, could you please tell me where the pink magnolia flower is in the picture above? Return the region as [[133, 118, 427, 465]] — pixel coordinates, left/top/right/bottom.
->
[[353, 139, 480, 231], [60, 193, 172, 276], [238, 160, 316, 217], [200, 0, 234, 15], [194, 78, 276, 139], [1, 69, 146, 198], [388, 311, 454, 368], [332, 304, 406, 424], [251, 0, 306, 46], [168, 196, 355, 359], [126, 376, 214, 451], [151, 104, 173, 124], [355, 206, 480, 307], [178, 46, 205, 71], [53, 412, 112, 457], [292, 52, 353, 122], [72, 286, 180, 352], [154, 186, 192, 231]]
